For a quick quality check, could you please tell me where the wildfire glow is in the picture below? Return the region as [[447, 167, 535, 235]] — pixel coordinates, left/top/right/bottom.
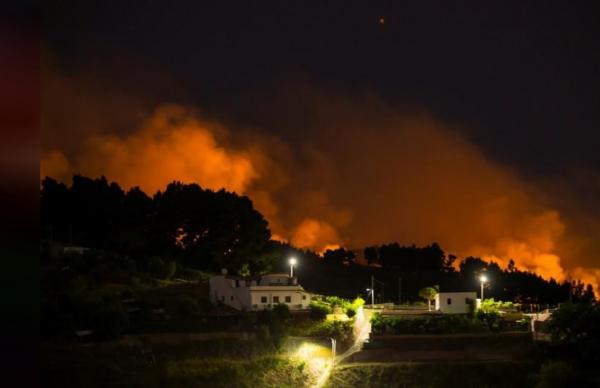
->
[[41, 83, 600, 292]]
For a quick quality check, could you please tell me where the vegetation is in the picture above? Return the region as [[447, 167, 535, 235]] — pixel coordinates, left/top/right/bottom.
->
[[418, 286, 437, 311], [303, 320, 354, 344], [42, 175, 595, 307], [42, 338, 312, 388], [166, 356, 312, 387], [309, 296, 364, 320], [255, 304, 292, 349], [479, 298, 516, 312], [544, 302, 600, 367], [326, 361, 536, 388], [370, 311, 528, 335], [41, 175, 273, 273], [40, 175, 599, 387], [534, 361, 578, 388]]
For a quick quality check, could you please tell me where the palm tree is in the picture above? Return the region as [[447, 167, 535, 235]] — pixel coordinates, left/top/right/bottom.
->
[[419, 287, 438, 311]]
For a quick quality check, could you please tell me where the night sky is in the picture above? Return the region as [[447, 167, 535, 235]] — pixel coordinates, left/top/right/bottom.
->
[[44, 1, 600, 173], [42, 2, 600, 287]]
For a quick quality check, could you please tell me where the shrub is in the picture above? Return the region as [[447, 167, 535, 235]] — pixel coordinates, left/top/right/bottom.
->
[[176, 294, 201, 316], [545, 302, 600, 365], [325, 296, 346, 308], [256, 307, 289, 349], [535, 361, 575, 388], [345, 297, 365, 318], [476, 310, 502, 331], [148, 257, 177, 279], [257, 324, 270, 342], [370, 313, 492, 335], [307, 320, 354, 343], [346, 307, 357, 318], [309, 300, 332, 320], [175, 266, 208, 282], [273, 303, 291, 321], [352, 297, 365, 308]]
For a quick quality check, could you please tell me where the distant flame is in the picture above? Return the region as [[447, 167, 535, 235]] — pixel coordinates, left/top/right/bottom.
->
[[318, 244, 342, 256]]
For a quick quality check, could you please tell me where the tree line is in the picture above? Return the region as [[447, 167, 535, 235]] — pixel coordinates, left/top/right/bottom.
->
[[41, 174, 595, 305], [41, 175, 274, 273], [317, 245, 595, 305]]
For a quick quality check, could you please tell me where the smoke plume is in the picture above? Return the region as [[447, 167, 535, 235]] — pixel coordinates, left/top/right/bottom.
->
[[41, 76, 600, 291]]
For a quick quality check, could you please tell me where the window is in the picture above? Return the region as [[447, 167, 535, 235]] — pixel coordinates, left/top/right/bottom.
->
[[465, 298, 471, 304], [230, 295, 234, 301], [447, 298, 452, 305], [235, 280, 239, 287], [261, 296, 267, 303], [302, 295, 306, 300], [221, 296, 225, 302], [273, 296, 280, 303], [285, 296, 291, 303]]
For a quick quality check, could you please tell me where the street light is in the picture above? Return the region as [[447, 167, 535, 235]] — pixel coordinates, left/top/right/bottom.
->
[[328, 337, 336, 364], [289, 257, 297, 278], [479, 274, 488, 301]]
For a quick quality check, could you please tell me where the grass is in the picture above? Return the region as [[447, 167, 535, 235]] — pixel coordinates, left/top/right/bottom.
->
[[42, 338, 315, 387], [166, 356, 312, 387], [325, 361, 537, 388]]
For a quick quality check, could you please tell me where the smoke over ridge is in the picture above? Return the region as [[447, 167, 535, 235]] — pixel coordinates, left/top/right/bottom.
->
[[41, 76, 599, 291]]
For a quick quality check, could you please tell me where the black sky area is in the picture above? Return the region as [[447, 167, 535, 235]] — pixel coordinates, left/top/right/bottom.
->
[[43, 1, 600, 179]]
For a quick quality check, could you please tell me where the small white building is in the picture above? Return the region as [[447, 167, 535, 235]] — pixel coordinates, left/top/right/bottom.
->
[[435, 292, 477, 314], [209, 272, 312, 311]]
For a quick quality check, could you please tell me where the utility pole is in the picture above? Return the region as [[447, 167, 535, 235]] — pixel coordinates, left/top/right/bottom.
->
[[371, 274, 375, 307], [481, 281, 484, 301], [398, 277, 402, 305]]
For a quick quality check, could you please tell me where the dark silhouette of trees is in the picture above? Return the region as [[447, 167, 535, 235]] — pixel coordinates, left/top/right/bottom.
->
[[149, 182, 271, 271], [323, 247, 356, 266], [363, 246, 379, 265], [41, 175, 271, 272], [41, 174, 595, 305]]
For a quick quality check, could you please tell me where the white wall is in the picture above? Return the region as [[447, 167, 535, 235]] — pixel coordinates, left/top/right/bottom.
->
[[435, 292, 477, 314], [249, 289, 311, 310], [209, 275, 311, 311], [209, 276, 252, 310]]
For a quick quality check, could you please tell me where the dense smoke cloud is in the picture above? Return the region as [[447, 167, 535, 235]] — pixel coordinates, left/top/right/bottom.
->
[[41, 75, 599, 291]]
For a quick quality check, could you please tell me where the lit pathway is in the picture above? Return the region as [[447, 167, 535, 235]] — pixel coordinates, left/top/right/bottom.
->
[[314, 307, 373, 387], [335, 307, 372, 364]]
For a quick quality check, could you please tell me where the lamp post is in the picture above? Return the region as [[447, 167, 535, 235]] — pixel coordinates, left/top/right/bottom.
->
[[289, 257, 297, 278], [479, 274, 488, 301], [366, 288, 374, 307], [329, 337, 336, 364]]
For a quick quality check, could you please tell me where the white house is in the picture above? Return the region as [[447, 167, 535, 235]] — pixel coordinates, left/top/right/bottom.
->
[[435, 292, 477, 314], [209, 272, 312, 311]]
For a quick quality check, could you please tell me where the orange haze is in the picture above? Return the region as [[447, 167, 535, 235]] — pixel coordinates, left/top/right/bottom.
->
[[42, 80, 600, 292]]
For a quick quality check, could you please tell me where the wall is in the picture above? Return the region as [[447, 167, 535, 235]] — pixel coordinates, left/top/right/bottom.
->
[[435, 292, 477, 314], [250, 288, 311, 310]]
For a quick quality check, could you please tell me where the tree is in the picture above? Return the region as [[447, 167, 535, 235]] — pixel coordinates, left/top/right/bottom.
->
[[545, 302, 600, 365], [535, 361, 576, 388], [323, 247, 355, 266], [364, 246, 379, 265], [419, 287, 437, 311], [442, 254, 457, 273], [151, 182, 271, 271]]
